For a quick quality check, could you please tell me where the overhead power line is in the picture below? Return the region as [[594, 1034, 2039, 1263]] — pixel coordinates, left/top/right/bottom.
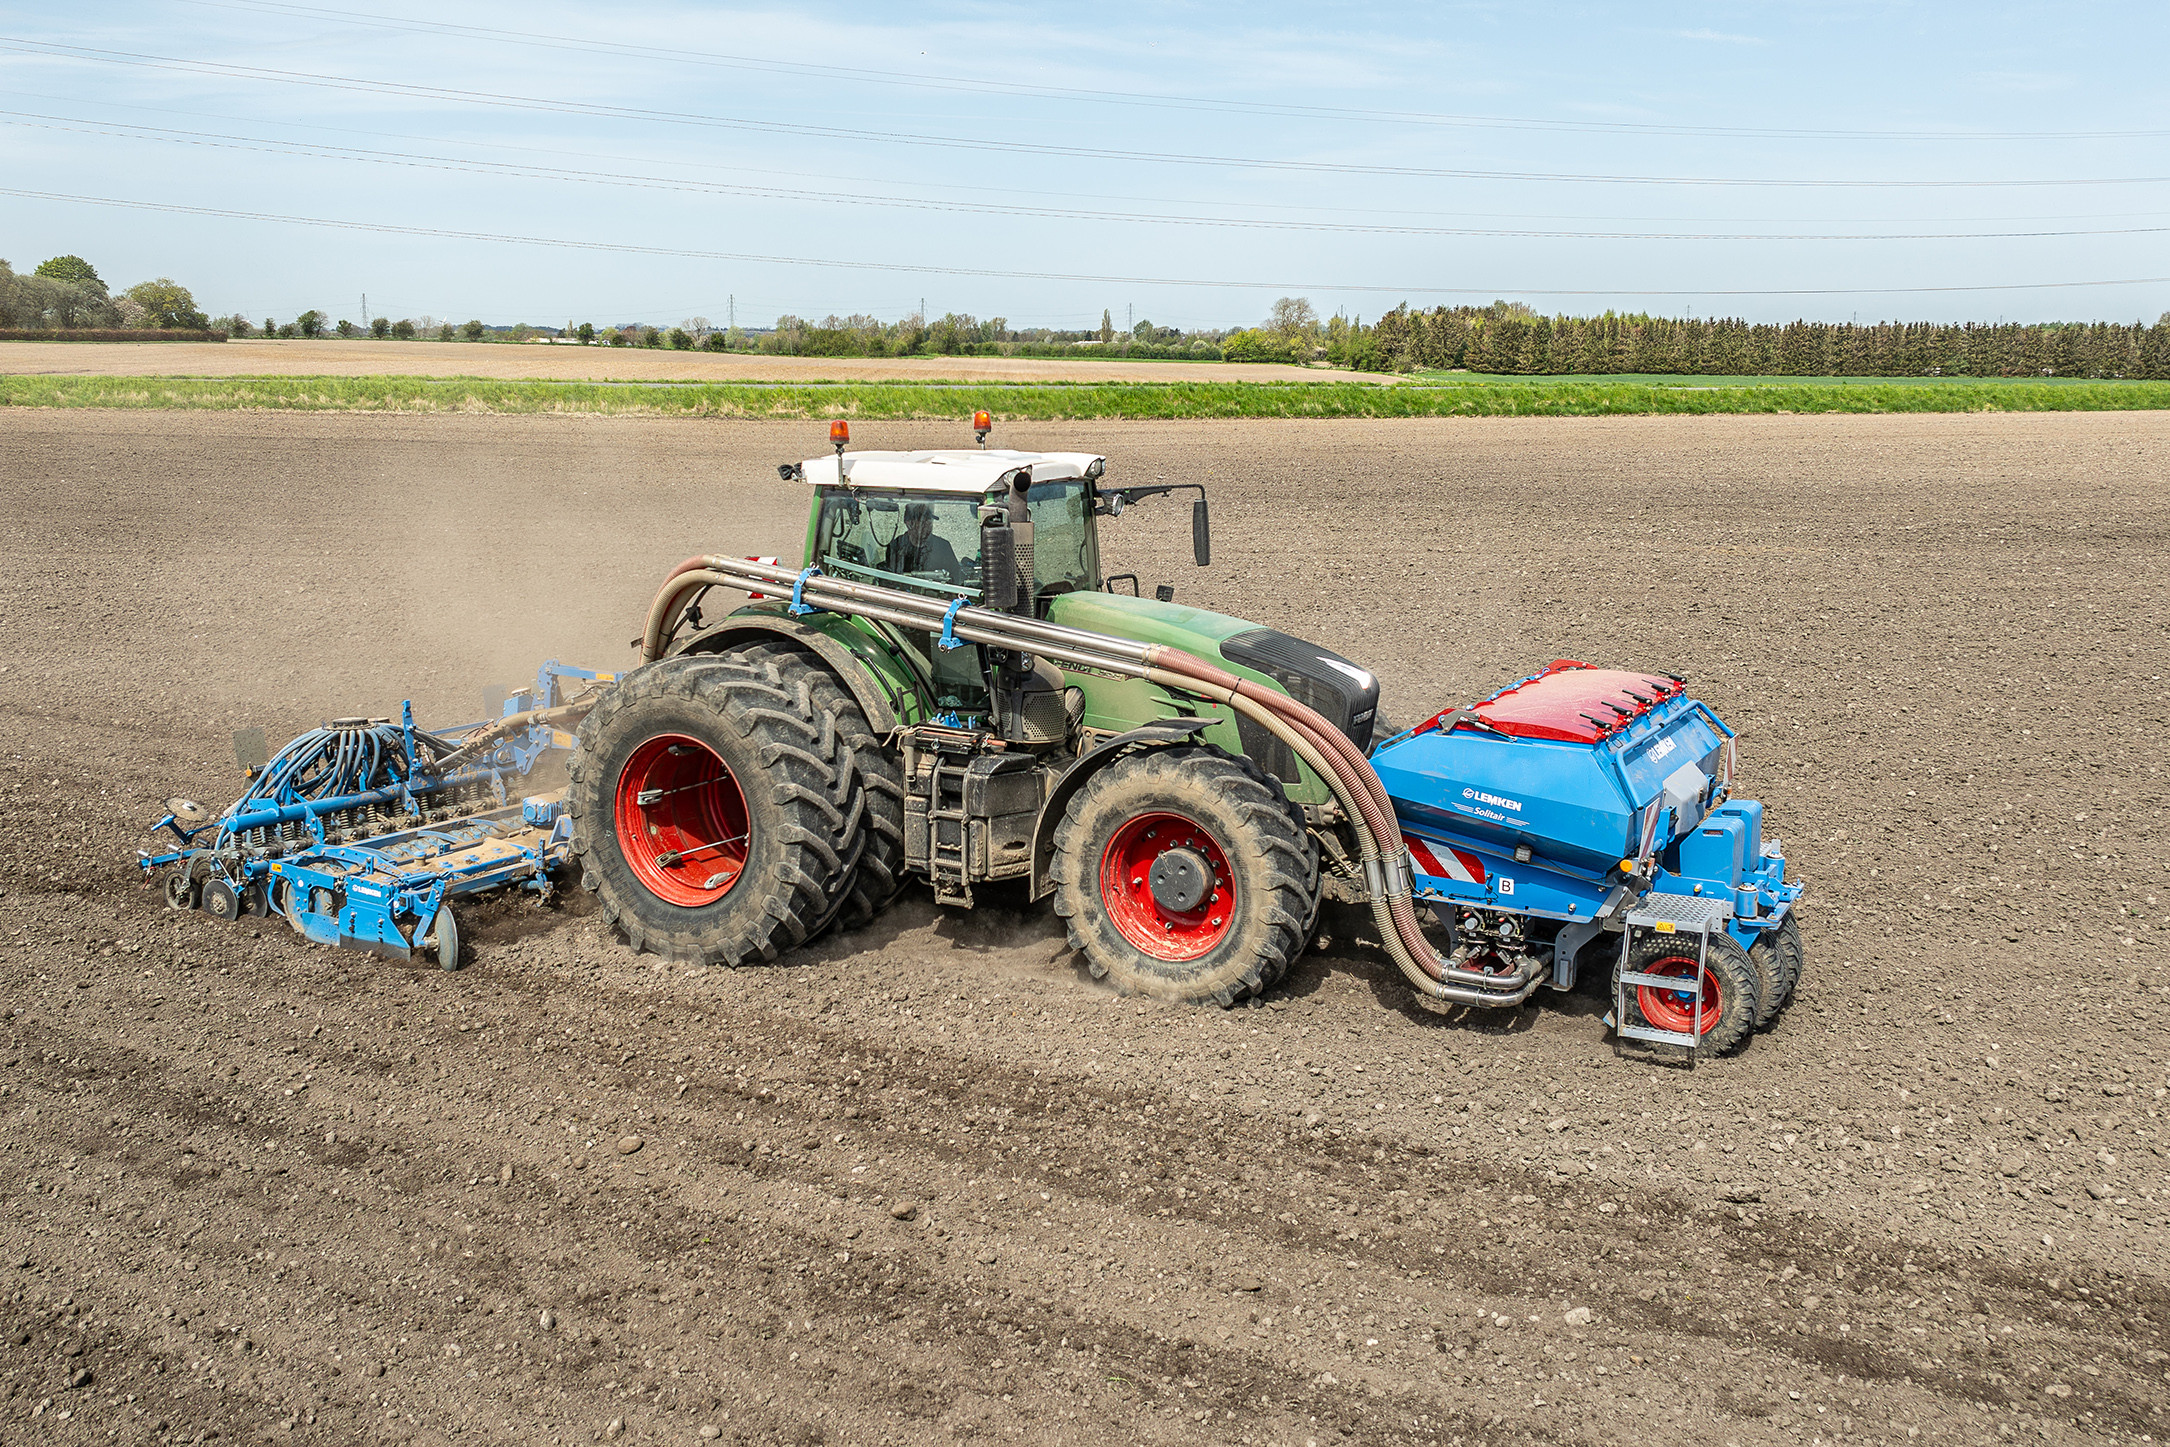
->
[[178, 0, 2170, 144], [6, 187, 2165, 299], [13, 111, 2170, 243], [23, 88, 2170, 228], [7, 38, 2170, 190]]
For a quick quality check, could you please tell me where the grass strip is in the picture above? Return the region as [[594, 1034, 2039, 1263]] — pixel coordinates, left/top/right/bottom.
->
[[5, 373, 2169, 418]]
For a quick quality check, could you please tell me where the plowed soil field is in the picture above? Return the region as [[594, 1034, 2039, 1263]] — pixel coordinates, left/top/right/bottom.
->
[[1, 409, 2166, 1447]]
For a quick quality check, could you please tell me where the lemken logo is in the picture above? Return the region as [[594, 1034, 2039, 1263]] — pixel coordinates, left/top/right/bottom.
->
[[1460, 786, 1523, 813]]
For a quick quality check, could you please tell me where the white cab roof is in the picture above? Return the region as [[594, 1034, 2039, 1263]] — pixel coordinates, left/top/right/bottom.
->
[[797, 448, 1105, 495]]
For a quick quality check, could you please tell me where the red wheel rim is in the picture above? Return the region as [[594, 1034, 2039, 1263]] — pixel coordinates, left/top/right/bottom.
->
[[1098, 811, 1236, 962], [613, 733, 750, 907], [1636, 953, 1722, 1036]]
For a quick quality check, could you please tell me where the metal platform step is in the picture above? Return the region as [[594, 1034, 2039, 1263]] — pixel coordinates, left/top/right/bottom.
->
[[1613, 892, 1735, 1064]]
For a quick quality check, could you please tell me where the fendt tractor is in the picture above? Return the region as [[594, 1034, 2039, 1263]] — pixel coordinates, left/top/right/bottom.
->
[[143, 414, 1806, 1058]]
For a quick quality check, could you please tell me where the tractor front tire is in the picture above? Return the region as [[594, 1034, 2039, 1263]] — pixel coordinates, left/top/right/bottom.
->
[[569, 655, 864, 966], [1050, 744, 1315, 1007], [1615, 932, 1759, 1056]]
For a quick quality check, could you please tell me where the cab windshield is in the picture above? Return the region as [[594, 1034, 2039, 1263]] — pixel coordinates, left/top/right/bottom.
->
[[814, 490, 985, 597], [812, 480, 1097, 601]]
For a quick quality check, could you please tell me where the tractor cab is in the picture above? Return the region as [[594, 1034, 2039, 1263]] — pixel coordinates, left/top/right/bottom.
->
[[797, 448, 1107, 606], [774, 420, 1218, 724]]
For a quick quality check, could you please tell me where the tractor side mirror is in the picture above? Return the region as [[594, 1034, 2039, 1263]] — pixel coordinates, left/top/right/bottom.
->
[[1191, 499, 1212, 567]]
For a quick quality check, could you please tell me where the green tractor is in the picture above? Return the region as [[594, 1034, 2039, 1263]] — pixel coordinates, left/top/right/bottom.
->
[[568, 418, 1377, 1005]]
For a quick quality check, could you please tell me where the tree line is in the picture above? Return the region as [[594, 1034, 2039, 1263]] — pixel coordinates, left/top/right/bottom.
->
[[1349, 302, 2170, 378], [0, 255, 212, 331], [10, 250, 2164, 378]]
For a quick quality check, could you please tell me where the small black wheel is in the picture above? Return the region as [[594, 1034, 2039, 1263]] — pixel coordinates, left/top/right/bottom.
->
[[1747, 928, 1785, 1031], [1774, 912, 1805, 1005], [201, 877, 242, 923], [428, 905, 462, 971], [163, 872, 199, 911], [1614, 931, 1759, 1056], [1050, 744, 1316, 1007]]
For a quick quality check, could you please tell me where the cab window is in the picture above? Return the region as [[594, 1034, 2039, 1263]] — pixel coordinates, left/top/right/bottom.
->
[[813, 491, 984, 598], [1028, 481, 1095, 598]]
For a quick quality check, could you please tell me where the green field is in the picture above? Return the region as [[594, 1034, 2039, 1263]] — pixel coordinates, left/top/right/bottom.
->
[[5, 372, 2168, 419], [1408, 370, 2136, 388]]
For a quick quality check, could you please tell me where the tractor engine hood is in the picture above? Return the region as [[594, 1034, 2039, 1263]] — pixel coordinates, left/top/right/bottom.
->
[[1370, 661, 1729, 877], [1043, 590, 1381, 765]]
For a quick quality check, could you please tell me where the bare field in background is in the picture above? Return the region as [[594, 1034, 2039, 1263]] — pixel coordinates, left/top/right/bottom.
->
[[2, 409, 2166, 1446], [0, 337, 1380, 384]]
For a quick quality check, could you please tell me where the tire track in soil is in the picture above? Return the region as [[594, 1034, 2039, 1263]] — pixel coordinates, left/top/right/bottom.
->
[[13, 933, 2165, 1441], [9, 991, 1580, 1447]]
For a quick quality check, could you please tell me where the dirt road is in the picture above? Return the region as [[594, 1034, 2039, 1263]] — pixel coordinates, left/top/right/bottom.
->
[[0, 339, 1380, 385], [2, 409, 2166, 1446]]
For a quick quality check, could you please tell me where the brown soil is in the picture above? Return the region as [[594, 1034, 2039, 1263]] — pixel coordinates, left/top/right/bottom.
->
[[0, 339, 1381, 385], [2, 409, 2166, 1447]]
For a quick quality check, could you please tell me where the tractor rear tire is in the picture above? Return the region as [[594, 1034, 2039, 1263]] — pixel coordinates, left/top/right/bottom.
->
[[569, 654, 865, 966], [702, 638, 907, 936], [1615, 932, 1759, 1056], [1050, 744, 1315, 1007]]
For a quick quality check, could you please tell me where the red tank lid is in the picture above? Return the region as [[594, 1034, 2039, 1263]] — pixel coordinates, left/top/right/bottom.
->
[[1462, 660, 1683, 743]]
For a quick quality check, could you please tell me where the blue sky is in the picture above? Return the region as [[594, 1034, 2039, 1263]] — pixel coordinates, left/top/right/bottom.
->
[[2, 1, 2166, 330]]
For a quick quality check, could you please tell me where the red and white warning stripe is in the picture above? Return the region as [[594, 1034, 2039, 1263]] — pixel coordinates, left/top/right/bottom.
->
[[1403, 834, 1488, 886]]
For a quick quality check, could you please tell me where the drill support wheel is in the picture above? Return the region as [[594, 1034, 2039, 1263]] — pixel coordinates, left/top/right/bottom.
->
[[1774, 913, 1805, 1006], [1050, 743, 1315, 1007], [1747, 929, 1786, 1031], [1615, 932, 1759, 1056]]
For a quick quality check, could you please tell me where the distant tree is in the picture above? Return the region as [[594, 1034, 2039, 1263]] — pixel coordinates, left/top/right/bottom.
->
[[667, 327, 693, 350], [461, 318, 485, 341], [112, 277, 205, 330], [436, 323, 455, 341], [508, 323, 535, 341], [262, 317, 277, 337], [391, 318, 417, 340], [277, 321, 299, 338], [725, 325, 746, 350], [335, 318, 357, 337], [701, 330, 729, 351], [1099, 308, 1114, 344], [1267, 297, 1318, 340], [371, 316, 391, 339], [295, 308, 326, 338], [34, 255, 103, 292], [576, 321, 596, 344], [224, 315, 252, 338], [641, 325, 663, 347]]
